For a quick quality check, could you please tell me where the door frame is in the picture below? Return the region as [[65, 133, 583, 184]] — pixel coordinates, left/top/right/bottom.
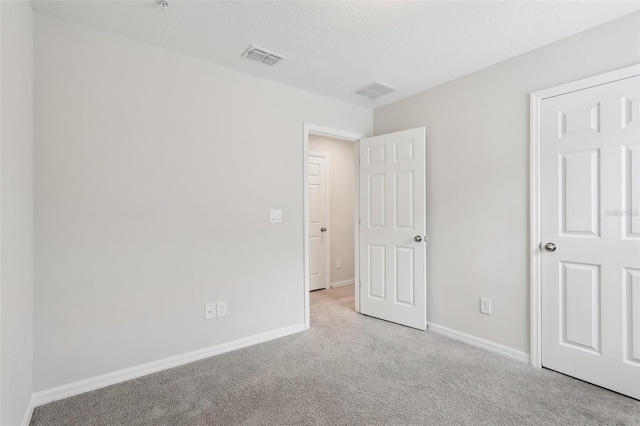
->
[[308, 151, 330, 291], [303, 123, 367, 330], [529, 63, 640, 368]]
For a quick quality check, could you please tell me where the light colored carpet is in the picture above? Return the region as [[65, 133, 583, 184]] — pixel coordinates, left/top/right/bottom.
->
[[31, 285, 640, 425]]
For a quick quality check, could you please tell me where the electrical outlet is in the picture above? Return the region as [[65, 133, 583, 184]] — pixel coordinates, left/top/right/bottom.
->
[[336, 259, 342, 269], [480, 298, 492, 315], [269, 209, 282, 223], [216, 301, 227, 317], [204, 303, 216, 320]]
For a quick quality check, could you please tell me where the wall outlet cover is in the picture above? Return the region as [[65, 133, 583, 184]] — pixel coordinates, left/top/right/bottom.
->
[[270, 209, 282, 223], [205, 303, 216, 320], [216, 301, 227, 317], [480, 298, 492, 315]]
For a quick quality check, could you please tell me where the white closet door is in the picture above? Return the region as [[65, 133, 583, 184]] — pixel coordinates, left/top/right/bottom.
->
[[541, 75, 640, 399]]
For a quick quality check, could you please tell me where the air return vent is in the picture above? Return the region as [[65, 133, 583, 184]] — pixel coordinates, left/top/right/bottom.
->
[[242, 45, 285, 66], [353, 81, 397, 100]]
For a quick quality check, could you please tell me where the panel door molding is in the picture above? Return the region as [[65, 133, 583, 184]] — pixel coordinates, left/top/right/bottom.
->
[[531, 64, 640, 399], [308, 153, 328, 292], [359, 127, 427, 330]]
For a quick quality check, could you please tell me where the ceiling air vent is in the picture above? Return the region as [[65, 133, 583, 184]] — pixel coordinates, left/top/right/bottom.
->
[[353, 81, 397, 100], [242, 45, 285, 67]]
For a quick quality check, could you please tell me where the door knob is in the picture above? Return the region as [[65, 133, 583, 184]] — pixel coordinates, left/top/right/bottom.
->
[[414, 235, 422, 242], [321, 227, 327, 232], [544, 242, 557, 252]]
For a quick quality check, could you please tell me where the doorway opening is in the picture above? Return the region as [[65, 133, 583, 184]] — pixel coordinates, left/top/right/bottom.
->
[[309, 135, 356, 293], [303, 124, 365, 330]]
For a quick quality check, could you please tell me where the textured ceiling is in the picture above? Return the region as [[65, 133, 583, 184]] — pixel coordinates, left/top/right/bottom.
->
[[32, 1, 640, 109]]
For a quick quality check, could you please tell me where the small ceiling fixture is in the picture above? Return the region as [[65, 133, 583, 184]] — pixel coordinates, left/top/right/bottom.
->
[[353, 81, 397, 100], [157, 0, 168, 11], [242, 45, 285, 67]]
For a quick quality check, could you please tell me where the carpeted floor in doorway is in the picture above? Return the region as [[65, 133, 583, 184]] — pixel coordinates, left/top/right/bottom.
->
[[31, 285, 639, 425]]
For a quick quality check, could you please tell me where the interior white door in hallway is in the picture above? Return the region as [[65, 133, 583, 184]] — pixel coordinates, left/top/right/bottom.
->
[[309, 154, 328, 291], [540, 74, 640, 399], [359, 128, 427, 330]]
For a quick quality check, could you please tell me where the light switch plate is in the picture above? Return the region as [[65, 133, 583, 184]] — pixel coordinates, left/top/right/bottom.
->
[[270, 209, 282, 223]]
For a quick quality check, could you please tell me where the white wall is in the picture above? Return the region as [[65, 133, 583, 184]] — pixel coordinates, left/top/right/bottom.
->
[[374, 12, 640, 353], [1, 1, 35, 424], [309, 135, 355, 285], [34, 12, 371, 391]]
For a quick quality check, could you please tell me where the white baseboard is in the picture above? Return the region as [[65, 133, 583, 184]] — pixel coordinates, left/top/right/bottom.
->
[[31, 323, 306, 407], [20, 395, 36, 426], [427, 322, 530, 364], [329, 279, 355, 288]]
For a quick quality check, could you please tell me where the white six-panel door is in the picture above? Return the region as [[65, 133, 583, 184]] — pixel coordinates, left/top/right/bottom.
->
[[541, 75, 640, 399], [309, 154, 328, 291], [359, 128, 427, 330]]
